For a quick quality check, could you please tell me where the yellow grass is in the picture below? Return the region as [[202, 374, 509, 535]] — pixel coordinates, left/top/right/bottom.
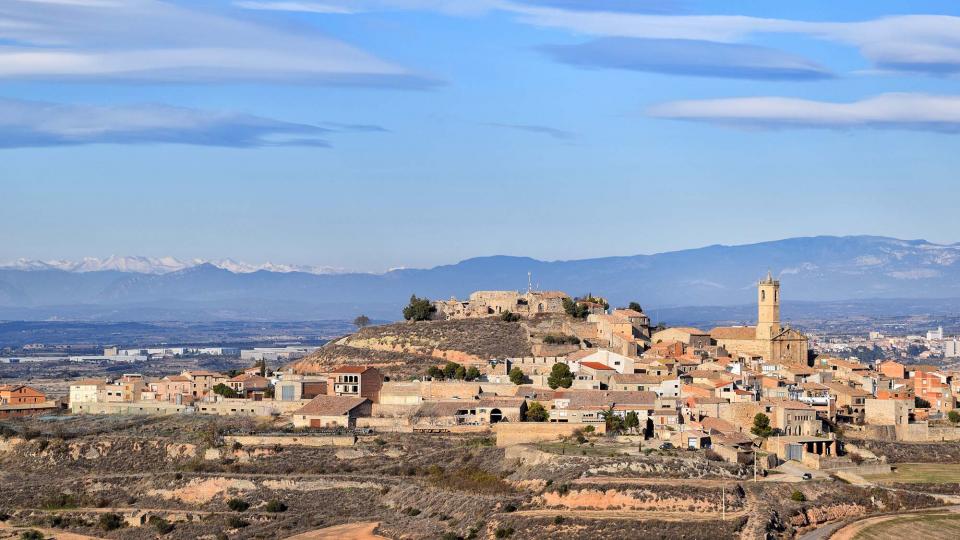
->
[[862, 463, 960, 484], [853, 513, 960, 540]]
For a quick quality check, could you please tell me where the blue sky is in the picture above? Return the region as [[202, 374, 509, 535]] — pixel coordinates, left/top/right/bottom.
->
[[2, 0, 960, 272]]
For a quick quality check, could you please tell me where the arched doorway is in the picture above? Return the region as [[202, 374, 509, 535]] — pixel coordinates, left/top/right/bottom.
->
[[489, 408, 503, 423]]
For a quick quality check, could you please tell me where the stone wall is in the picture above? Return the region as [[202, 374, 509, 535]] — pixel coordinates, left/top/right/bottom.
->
[[494, 422, 606, 447], [71, 399, 307, 417], [224, 434, 355, 447]]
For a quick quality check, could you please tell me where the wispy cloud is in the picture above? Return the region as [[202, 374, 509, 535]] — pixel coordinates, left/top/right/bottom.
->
[[0, 98, 388, 148], [509, 8, 960, 76], [239, 1, 960, 78], [541, 38, 832, 80], [234, 1, 356, 14], [0, 0, 437, 86], [486, 122, 576, 140], [509, 0, 683, 14], [233, 0, 497, 16], [648, 93, 960, 132], [319, 121, 391, 132]]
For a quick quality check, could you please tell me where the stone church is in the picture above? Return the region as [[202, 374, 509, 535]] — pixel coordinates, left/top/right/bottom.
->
[[710, 273, 809, 365]]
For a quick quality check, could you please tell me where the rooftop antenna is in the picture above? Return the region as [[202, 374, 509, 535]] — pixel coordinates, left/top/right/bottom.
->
[[527, 272, 532, 294]]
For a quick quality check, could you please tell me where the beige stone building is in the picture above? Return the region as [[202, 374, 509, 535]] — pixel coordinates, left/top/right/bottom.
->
[[710, 273, 808, 365], [432, 290, 569, 320]]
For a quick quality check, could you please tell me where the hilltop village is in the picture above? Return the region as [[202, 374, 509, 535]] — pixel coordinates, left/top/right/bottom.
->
[[1, 275, 960, 539], [31, 274, 954, 452]]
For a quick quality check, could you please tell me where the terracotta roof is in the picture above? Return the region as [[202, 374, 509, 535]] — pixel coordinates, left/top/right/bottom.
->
[[554, 390, 656, 409], [478, 397, 526, 408], [687, 396, 728, 405], [164, 375, 190, 382], [823, 382, 872, 397], [610, 373, 665, 385], [331, 366, 373, 374], [655, 327, 706, 335], [228, 374, 270, 387], [612, 309, 646, 318], [71, 379, 107, 386], [710, 326, 757, 340], [294, 395, 368, 416], [565, 350, 595, 362], [415, 401, 475, 417], [907, 364, 939, 373], [579, 361, 615, 371], [184, 370, 223, 377]]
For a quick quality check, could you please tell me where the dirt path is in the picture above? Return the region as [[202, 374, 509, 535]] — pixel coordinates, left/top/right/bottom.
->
[[573, 476, 739, 486], [511, 508, 748, 521], [284, 522, 388, 540]]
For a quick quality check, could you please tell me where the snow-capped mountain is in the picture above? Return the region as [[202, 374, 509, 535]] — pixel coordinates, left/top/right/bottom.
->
[[0, 256, 345, 275]]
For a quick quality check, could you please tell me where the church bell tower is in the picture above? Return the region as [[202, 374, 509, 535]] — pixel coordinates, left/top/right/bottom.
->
[[756, 271, 781, 340]]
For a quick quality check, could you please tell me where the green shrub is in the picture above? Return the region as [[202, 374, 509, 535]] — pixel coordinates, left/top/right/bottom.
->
[[226, 498, 249, 512], [20, 531, 44, 540], [553, 515, 564, 525], [265, 499, 288, 512], [227, 516, 248, 528], [98, 513, 123, 531], [790, 490, 807, 502], [500, 311, 521, 322], [150, 516, 175, 534], [495, 527, 514, 538], [403, 295, 435, 321], [525, 402, 549, 422]]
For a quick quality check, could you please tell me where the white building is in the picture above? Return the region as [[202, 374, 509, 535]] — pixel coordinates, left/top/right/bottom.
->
[[240, 346, 319, 362], [946, 339, 960, 358], [927, 326, 944, 341]]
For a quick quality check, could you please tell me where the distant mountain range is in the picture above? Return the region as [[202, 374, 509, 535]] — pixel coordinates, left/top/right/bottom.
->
[[1, 236, 959, 322], [0, 255, 345, 275]]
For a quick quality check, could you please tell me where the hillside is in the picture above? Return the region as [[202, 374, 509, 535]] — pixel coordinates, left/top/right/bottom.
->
[[289, 318, 535, 378], [2, 235, 960, 321]]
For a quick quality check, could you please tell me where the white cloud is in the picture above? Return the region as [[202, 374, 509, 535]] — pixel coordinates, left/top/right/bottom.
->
[[0, 0, 434, 85], [509, 8, 960, 75], [238, 1, 960, 76], [648, 93, 960, 132], [235, 1, 355, 14], [0, 98, 338, 147]]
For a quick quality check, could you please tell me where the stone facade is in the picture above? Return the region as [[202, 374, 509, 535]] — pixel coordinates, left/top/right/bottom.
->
[[433, 290, 569, 320], [710, 274, 808, 365]]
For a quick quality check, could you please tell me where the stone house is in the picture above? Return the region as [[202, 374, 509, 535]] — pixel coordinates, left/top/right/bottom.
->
[[226, 373, 271, 399], [433, 290, 569, 320], [577, 361, 617, 388], [182, 370, 228, 399], [327, 366, 383, 404], [69, 379, 106, 407], [0, 384, 45, 406], [292, 395, 371, 428]]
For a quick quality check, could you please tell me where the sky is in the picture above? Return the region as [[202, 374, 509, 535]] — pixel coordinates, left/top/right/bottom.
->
[[2, 0, 960, 272]]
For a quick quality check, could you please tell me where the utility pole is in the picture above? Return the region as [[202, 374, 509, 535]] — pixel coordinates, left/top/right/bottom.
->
[[754, 451, 758, 482], [721, 483, 726, 521]]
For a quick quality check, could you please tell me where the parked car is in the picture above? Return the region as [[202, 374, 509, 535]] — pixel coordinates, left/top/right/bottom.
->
[[659, 442, 674, 450], [801, 473, 813, 480]]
